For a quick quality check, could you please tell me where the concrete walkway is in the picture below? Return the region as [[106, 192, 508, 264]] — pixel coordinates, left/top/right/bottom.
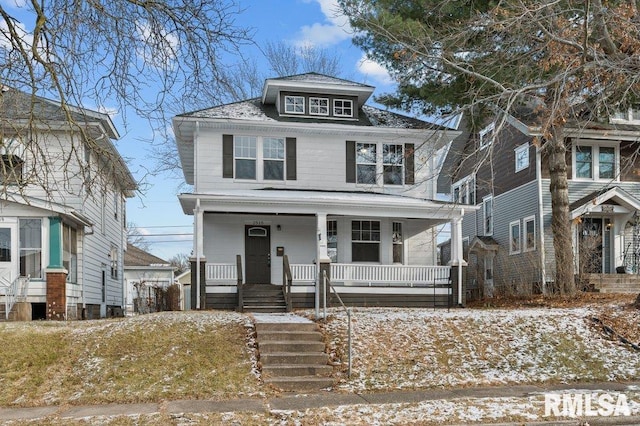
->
[[1, 381, 640, 424]]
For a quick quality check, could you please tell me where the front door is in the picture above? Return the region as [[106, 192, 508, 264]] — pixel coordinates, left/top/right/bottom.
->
[[245, 225, 271, 284], [0, 219, 18, 288], [579, 217, 612, 273]]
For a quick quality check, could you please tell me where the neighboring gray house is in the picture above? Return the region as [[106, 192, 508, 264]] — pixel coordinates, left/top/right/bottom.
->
[[0, 88, 137, 320], [440, 106, 640, 297], [173, 73, 469, 311], [123, 244, 176, 315]]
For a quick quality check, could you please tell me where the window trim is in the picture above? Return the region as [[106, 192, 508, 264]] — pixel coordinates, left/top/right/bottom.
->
[[479, 122, 495, 150], [309, 97, 329, 116], [284, 95, 305, 114], [483, 195, 493, 236], [334, 99, 353, 118], [611, 106, 640, 124], [452, 175, 475, 205], [351, 219, 381, 263], [233, 135, 289, 182], [571, 141, 619, 182], [514, 143, 530, 173], [509, 220, 521, 255], [523, 215, 536, 252]]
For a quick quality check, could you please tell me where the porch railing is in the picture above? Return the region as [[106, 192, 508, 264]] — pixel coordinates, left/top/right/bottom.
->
[[330, 264, 450, 286], [0, 275, 30, 320], [204, 262, 451, 288], [206, 263, 238, 281], [282, 255, 293, 312], [322, 270, 352, 378]]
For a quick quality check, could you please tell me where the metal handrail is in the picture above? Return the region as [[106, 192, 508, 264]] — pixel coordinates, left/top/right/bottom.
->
[[282, 255, 293, 312], [236, 255, 244, 312], [2, 275, 30, 320], [322, 270, 352, 378]]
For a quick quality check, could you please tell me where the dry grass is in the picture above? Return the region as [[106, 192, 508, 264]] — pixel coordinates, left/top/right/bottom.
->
[[0, 312, 263, 408]]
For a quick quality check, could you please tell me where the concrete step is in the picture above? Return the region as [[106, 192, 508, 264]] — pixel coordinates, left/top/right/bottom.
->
[[244, 306, 287, 313], [259, 340, 326, 354], [258, 331, 323, 342], [256, 322, 319, 333], [260, 352, 329, 365], [262, 364, 333, 378], [264, 376, 334, 392]]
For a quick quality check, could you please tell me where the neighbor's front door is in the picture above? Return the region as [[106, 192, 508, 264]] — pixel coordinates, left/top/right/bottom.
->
[[245, 225, 271, 284], [0, 218, 18, 287]]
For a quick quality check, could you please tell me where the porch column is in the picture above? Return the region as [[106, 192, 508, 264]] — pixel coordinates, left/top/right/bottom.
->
[[191, 200, 206, 310], [449, 214, 466, 306], [316, 213, 331, 317], [46, 217, 68, 320]]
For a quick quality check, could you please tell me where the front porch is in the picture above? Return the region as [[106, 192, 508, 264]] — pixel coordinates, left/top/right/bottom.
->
[[201, 260, 459, 310]]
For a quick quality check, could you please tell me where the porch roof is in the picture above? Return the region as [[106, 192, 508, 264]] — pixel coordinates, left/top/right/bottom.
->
[[570, 186, 640, 220], [179, 189, 473, 221]]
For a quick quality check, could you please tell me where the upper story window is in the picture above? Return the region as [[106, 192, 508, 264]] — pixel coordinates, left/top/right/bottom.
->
[[452, 175, 475, 205], [515, 143, 530, 172], [309, 97, 329, 116], [483, 195, 493, 236], [611, 106, 640, 124], [234, 136, 257, 180], [284, 96, 305, 114], [356, 143, 377, 184], [334, 99, 353, 117], [572, 142, 618, 181], [263, 138, 285, 180], [383, 144, 403, 185], [479, 122, 495, 150], [1, 137, 24, 185]]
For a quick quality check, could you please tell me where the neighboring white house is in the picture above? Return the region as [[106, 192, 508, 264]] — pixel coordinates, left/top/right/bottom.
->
[[123, 244, 176, 315], [0, 88, 137, 320], [173, 73, 470, 311]]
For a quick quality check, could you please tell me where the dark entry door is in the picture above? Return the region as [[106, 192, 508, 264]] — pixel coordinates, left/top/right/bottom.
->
[[580, 218, 603, 273], [245, 225, 271, 284]]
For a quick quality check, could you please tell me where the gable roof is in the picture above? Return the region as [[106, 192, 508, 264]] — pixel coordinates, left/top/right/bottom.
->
[[0, 88, 137, 194], [125, 244, 170, 267]]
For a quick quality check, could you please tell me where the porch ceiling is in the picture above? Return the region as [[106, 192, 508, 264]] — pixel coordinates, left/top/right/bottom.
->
[[179, 190, 472, 222]]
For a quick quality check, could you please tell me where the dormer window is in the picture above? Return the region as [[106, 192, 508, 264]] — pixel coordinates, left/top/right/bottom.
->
[[284, 96, 305, 114], [309, 97, 329, 116], [334, 99, 353, 117]]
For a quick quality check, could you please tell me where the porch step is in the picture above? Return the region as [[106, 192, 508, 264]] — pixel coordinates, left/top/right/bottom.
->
[[582, 274, 640, 294], [241, 284, 287, 313], [255, 316, 333, 392]]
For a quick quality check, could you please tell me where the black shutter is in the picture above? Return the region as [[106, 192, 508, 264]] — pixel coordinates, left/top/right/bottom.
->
[[346, 140, 356, 183], [286, 137, 297, 180], [222, 134, 233, 178], [405, 143, 415, 185]]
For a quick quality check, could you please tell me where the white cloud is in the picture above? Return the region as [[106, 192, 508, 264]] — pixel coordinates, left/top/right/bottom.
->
[[356, 53, 394, 86], [297, 0, 352, 47], [0, 0, 29, 9], [0, 17, 32, 52]]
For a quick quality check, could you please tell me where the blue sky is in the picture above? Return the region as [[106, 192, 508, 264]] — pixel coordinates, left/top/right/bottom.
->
[[124, 0, 397, 260], [0, 0, 397, 260]]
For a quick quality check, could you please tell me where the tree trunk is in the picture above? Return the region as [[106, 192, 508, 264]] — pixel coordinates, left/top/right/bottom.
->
[[547, 129, 576, 294]]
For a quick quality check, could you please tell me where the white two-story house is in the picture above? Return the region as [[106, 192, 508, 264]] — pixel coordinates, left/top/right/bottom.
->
[[174, 73, 468, 311], [0, 88, 137, 320]]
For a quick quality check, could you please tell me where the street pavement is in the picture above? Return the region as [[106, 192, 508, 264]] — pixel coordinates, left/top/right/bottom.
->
[[1, 381, 640, 425]]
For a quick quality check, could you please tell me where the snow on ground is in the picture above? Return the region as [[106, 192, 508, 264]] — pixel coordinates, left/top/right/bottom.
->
[[301, 306, 640, 392]]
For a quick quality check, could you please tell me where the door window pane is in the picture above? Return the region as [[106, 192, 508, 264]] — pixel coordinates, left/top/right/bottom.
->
[[392, 222, 403, 263], [20, 219, 42, 278], [0, 228, 10, 262]]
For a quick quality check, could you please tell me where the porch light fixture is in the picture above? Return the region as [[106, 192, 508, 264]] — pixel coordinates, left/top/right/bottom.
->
[[277, 224, 281, 231]]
